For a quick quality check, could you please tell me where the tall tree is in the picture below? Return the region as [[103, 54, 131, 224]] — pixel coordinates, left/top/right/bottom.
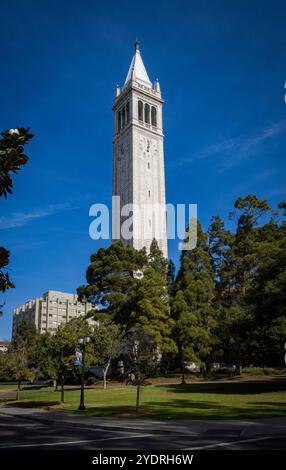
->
[[173, 221, 216, 373], [7, 348, 32, 400], [79, 240, 175, 360], [52, 317, 92, 403], [208, 195, 275, 370], [124, 326, 158, 413], [245, 200, 286, 366], [78, 241, 148, 323], [0, 127, 33, 314], [131, 266, 175, 352], [29, 332, 58, 387], [92, 317, 124, 389], [148, 238, 169, 276]]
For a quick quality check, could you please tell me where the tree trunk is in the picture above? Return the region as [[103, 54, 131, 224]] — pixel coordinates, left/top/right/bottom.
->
[[103, 370, 107, 389], [136, 383, 141, 413], [60, 374, 65, 403], [53, 379, 57, 391], [102, 361, 111, 390]]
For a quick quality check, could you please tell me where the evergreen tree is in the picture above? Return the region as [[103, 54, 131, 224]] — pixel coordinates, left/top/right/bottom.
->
[[79, 240, 175, 353], [173, 221, 216, 372], [131, 266, 175, 351], [148, 238, 169, 276], [78, 241, 148, 324], [246, 200, 286, 366]]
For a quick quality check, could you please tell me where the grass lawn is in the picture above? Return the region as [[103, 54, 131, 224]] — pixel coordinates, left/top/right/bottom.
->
[[1, 377, 286, 420]]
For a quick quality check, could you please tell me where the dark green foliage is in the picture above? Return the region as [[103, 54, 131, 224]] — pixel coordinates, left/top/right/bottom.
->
[[208, 195, 286, 368], [79, 240, 174, 351], [148, 238, 169, 276], [0, 248, 15, 307], [91, 317, 124, 389], [173, 221, 216, 368], [78, 241, 148, 320], [12, 319, 38, 350], [0, 127, 33, 313], [0, 127, 33, 198]]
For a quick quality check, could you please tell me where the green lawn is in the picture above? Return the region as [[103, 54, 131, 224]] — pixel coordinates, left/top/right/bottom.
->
[[1, 379, 286, 420]]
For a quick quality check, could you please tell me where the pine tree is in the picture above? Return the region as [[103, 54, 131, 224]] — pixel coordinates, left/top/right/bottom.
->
[[78, 241, 148, 324], [173, 221, 216, 372], [79, 240, 175, 353]]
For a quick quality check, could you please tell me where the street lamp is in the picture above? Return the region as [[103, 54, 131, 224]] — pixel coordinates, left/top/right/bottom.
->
[[77, 336, 91, 410]]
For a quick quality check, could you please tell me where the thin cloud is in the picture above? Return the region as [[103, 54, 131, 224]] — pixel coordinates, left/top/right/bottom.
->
[[180, 120, 286, 170], [264, 186, 286, 198], [0, 202, 83, 230], [193, 139, 239, 162]]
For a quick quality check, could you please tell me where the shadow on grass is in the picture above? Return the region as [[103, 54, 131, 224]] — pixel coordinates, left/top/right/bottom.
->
[[139, 398, 286, 420], [250, 402, 286, 407], [156, 379, 286, 395], [6, 400, 60, 408], [58, 397, 286, 420]]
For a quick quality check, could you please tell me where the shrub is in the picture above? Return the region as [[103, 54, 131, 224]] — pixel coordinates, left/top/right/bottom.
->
[[242, 367, 285, 376]]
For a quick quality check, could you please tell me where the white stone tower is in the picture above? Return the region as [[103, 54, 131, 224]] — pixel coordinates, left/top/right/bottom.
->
[[112, 41, 168, 258]]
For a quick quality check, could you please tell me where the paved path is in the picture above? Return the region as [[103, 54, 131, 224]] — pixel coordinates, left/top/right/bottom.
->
[[0, 406, 285, 449]]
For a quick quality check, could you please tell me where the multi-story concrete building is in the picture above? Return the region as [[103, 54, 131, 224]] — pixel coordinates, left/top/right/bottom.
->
[[0, 341, 9, 353], [112, 41, 168, 258], [12, 290, 95, 337]]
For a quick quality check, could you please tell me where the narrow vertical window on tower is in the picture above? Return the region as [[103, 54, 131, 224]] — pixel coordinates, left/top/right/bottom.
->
[[126, 102, 130, 123], [122, 107, 126, 128], [138, 100, 143, 121], [145, 103, 150, 124], [118, 111, 121, 132], [151, 106, 157, 127]]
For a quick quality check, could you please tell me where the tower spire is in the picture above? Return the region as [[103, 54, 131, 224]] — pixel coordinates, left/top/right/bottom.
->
[[124, 41, 151, 87], [134, 38, 140, 51]]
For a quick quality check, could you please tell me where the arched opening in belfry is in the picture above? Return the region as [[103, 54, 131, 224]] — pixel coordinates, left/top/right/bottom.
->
[[138, 101, 143, 121], [138, 100, 143, 121], [145, 103, 150, 124], [151, 106, 157, 127]]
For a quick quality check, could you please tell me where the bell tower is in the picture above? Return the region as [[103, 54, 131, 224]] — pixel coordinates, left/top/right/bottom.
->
[[112, 41, 168, 258]]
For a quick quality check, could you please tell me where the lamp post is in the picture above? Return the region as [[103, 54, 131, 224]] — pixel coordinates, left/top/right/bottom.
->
[[77, 336, 90, 410]]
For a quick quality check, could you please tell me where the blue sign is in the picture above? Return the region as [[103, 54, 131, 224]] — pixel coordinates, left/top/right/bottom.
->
[[74, 348, 82, 366]]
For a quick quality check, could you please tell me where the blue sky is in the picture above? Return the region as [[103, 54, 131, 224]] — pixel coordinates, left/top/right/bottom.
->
[[0, 0, 285, 339]]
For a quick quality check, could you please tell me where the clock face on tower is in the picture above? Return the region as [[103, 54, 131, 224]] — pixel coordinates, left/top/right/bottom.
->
[[139, 136, 158, 157]]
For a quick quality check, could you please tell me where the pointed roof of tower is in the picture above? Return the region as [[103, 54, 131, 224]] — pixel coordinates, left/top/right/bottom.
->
[[124, 41, 152, 87]]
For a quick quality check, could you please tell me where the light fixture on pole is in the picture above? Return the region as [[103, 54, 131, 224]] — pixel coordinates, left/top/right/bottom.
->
[[77, 336, 91, 410]]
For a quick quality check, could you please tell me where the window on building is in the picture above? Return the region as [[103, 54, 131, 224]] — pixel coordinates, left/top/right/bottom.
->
[[151, 106, 157, 126], [122, 107, 125, 127], [118, 110, 121, 132], [148, 190, 151, 198], [145, 103, 150, 124], [138, 100, 143, 121], [148, 162, 150, 169], [126, 102, 130, 123]]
